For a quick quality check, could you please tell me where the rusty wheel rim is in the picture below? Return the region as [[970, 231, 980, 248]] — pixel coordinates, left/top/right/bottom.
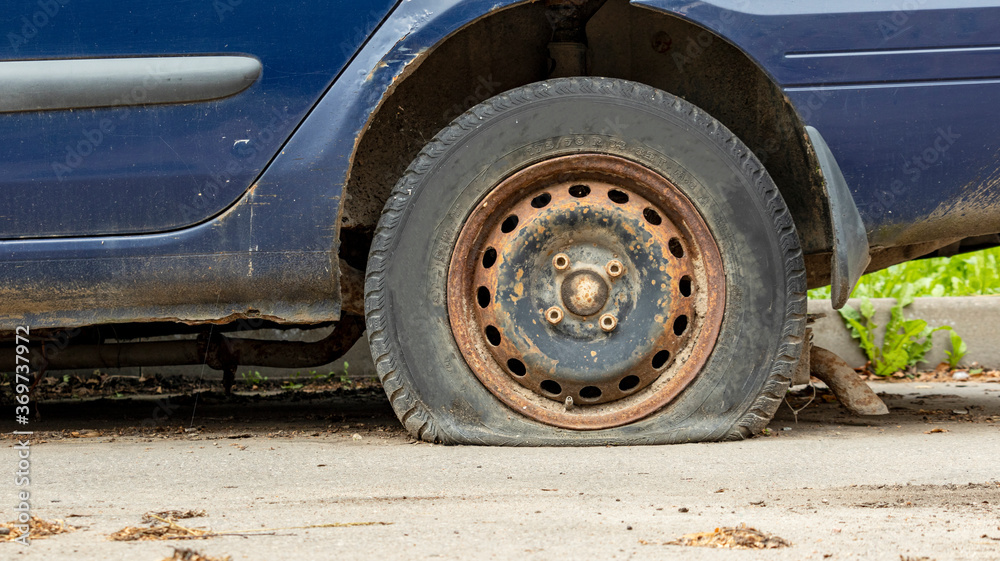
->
[[447, 154, 725, 430]]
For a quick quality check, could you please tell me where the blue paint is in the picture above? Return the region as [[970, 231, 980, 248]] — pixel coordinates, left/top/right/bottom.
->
[[4, 0, 1000, 329]]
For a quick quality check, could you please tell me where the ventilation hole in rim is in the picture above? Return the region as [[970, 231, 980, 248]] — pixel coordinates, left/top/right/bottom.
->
[[500, 215, 519, 233], [579, 386, 602, 400], [482, 247, 497, 269], [669, 237, 684, 258], [651, 350, 671, 369], [607, 189, 629, 204], [673, 315, 688, 336], [506, 358, 526, 377], [531, 193, 552, 208], [569, 184, 591, 198], [619, 375, 641, 392], [485, 325, 502, 346], [540, 379, 562, 395], [643, 208, 662, 225], [679, 276, 692, 297], [477, 286, 491, 308]]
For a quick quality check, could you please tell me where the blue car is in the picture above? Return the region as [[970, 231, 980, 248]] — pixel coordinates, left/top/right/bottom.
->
[[3, 0, 996, 444]]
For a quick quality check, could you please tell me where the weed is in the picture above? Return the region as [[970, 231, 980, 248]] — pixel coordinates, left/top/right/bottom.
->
[[339, 361, 350, 385], [945, 330, 967, 369], [240, 371, 267, 387], [281, 372, 304, 391], [838, 287, 961, 376]]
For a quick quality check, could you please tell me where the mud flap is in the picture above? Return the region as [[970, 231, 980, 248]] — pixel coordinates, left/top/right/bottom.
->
[[805, 126, 871, 309]]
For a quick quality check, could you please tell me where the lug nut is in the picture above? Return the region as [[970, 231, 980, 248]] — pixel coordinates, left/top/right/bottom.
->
[[545, 306, 564, 325], [552, 253, 570, 271], [605, 259, 624, 278], [599, 313, 618, 332]]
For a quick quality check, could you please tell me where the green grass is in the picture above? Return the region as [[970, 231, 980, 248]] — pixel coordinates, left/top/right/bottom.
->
[[809, 246, 1000, 300]]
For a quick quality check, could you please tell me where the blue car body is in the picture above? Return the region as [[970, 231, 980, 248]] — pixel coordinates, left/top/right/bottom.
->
[[2, 0, 998, 330]]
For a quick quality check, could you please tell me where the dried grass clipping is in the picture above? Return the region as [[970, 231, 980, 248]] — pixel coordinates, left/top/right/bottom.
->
[[1, 517, 76, 542], [143, 510, 208, 524], [109, 513, 210, 541], [649, 523, 790, 549], [159, 547, 232, 561]]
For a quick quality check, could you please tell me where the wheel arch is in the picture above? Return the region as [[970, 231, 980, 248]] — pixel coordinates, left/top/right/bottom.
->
[[342, 0, 836, 281]]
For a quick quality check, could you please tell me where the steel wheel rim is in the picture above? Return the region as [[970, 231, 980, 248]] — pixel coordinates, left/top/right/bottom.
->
[[447, 154, 725, 430]]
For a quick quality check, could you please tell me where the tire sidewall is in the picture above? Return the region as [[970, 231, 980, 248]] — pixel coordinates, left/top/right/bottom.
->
[[375, 79, 802, 444]]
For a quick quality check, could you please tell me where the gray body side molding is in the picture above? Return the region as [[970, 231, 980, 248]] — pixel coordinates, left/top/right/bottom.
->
[[0, 56, 262, 113], [806, 125, 871, 309]]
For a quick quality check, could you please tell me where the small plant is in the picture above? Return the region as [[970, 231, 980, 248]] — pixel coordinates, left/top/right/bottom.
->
[[281, 372, 304, 391], [944, 330, 967, 369], [240, 370, 267, 386], [838, 287, 959, 376], [339, 361, 350, 385]]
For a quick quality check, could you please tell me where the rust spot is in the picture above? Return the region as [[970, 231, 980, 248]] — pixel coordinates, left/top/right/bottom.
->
[[447, 154, 725, 429]]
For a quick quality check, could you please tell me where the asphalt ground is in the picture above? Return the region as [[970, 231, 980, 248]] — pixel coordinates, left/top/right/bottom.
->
[[2, 380, 999, 560]]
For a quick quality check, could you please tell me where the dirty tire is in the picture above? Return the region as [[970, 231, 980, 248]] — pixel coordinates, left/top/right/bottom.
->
[[365, 77, 806, 445]]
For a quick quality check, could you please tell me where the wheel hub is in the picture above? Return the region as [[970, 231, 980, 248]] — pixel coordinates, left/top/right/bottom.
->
[[561, 269, 609, 317], [447, 154, 725, 429]]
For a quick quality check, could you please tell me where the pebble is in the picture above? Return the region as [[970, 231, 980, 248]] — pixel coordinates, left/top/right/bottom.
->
[[953, 371, 970, 381], [782, 427, 792, 431], [678, 507, 689, 513]]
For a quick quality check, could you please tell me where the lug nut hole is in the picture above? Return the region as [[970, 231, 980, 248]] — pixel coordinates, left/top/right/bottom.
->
[[643, 207, 662, 225], [540, 380, 562, 395], [652, 350, 671, 369], [669, 237, 684, 258], [477, 286, 491, 308], [673, 315, 688, 336], [569, 184, 591, 198], [619, 375, 641, 392], [530, 192, 552, 208], [607, 189, 629, 204], [507, 358, 526, 377], [679, 276, 692, 297], [500, 215, 519, 233], [485, 325, 502, 346], [482, 247, 497, 269]]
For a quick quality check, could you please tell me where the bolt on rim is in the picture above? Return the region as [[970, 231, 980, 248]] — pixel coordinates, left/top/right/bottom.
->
[[447, 154, 725, 430]]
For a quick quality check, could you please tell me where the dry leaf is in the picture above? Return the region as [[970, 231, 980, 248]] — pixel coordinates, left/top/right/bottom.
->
[[1, 517, 77, 542], [159, 547, 231, 561], [653, 523, 790, 549]]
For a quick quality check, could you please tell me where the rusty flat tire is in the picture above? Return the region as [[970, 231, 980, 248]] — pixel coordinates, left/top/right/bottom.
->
[[365, 77, 806, 445]]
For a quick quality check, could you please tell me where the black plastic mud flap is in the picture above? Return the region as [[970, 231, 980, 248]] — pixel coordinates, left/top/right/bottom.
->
[[805, 126, 870, 309]]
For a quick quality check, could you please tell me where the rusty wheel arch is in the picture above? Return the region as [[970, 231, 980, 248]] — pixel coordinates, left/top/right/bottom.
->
[[341, 0, 832, 283]]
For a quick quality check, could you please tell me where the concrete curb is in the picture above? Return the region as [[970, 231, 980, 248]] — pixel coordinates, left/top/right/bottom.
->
[[809, 296, 1000, 369]]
